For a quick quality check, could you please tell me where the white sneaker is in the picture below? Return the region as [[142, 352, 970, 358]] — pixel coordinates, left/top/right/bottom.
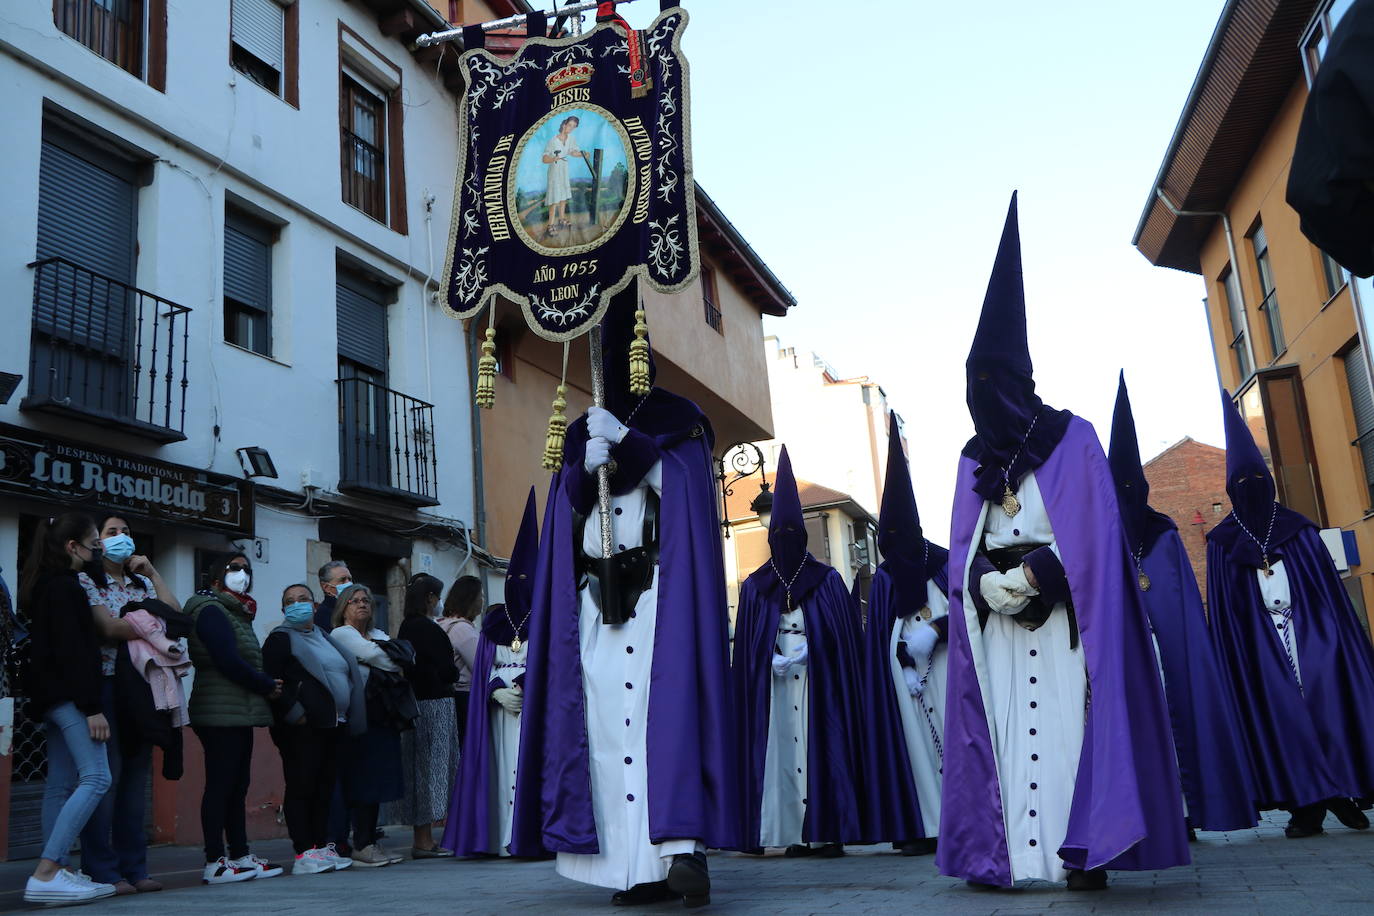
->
[[292, 848, 335, 875], [24, 869, 116, 904], [230, 853, 284, 879], [321, 843, 353, 871], [202, 856, 257, 885]]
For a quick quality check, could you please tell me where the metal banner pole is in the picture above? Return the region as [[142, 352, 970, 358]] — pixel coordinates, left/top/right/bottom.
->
[[414, 0, 647, 48], [588, 328, 623, 622]]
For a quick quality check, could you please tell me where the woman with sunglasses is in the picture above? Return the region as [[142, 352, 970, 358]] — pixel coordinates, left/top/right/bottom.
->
[[183, 553, 285, 886]]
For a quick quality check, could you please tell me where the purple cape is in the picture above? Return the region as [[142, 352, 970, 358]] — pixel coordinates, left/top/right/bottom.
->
[[511, 397, 740, 853], [1139, 528, 1258, 831], [732, 566, 875, 845], [1206, 517, 1374, 809], [936, 417, 1189, 884], [859, 560, 949, 842]]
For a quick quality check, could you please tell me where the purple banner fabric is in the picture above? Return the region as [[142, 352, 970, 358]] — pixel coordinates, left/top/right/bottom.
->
[[937, 418, 1189, 885]]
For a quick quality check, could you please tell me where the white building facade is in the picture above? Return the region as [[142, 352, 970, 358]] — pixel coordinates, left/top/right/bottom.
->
[[0, 0, 510, 856]]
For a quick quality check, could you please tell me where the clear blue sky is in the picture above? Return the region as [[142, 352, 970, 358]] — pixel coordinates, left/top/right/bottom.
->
[[602, 0, 1228, 535]]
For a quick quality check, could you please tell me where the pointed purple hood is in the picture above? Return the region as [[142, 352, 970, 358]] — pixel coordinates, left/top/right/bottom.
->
[[1108, 372, 1177, 555], [1220, 387, 1278, 532], [962, 192, 1070, 500], [484, 487, 539, 645], [746, 446, 829, 608], [877, 411, 948, 607]]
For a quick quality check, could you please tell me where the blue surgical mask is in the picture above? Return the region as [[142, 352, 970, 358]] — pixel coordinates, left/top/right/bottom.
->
[[283, 602, 314, 626], [102, 534, 135, 563]]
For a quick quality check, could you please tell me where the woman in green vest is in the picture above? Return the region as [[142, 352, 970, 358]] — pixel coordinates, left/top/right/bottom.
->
[[184, 552, 285, 886]]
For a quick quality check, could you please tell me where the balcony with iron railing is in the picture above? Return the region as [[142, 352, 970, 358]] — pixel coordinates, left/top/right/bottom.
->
[[336, 377, 439, 507], [703, 293, 722, 333], [341, 127, 386, 221], [23, 257, 191, 443]]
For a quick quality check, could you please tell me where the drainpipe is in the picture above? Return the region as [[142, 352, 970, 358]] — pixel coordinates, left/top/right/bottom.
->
[[1155, 187, 1258, 381]]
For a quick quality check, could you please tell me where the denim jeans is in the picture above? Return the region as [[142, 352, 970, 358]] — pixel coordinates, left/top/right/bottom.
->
[[78, 677, 152, 883], [40, 702, 112, 864]]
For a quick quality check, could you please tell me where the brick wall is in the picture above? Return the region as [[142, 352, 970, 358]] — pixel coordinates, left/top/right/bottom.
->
[[1143, 438, 1230, 604]]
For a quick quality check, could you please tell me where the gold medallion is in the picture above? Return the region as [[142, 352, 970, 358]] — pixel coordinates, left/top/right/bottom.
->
[[919, 605, 932, 620], [1000, 485, 1021, 518], [1138, 571, 1151, 592], [511, 637, 523, 653]]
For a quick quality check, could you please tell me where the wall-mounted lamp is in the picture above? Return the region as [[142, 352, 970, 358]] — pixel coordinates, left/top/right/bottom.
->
[[715, 442, 769, 539], [236, 446, 278, 479]]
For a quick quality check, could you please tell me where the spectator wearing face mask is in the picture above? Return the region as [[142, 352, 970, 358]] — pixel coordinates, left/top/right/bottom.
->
[[74, 515, 177, 895], [183, 554, 284, 886], [263, 584, 366, 875], [315, 561, 353, 633], [20, 513, 122, 905]]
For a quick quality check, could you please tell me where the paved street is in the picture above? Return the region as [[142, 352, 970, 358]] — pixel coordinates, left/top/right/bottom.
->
[[0, 811, 1370, 914]]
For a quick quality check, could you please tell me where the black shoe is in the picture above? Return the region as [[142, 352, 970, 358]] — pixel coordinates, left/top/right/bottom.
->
[[1328, 797, 1370, 830], [1284, 822, 1325, 839], [783, 844, 814, 858], [816, 843, 845, 858], [612, 881, 676, 906], [965, 879, 999, 890], [667, 853, 710, 909], [1066, 868, 1108, 891], [1187, 828, 1198, 843], [899, 838, 938, 857], [1286, 802, 1327, 838]]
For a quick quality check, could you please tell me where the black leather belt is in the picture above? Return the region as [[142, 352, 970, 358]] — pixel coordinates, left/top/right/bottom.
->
[[575, 489, 660, 625], [979, 541, 1078, 650]]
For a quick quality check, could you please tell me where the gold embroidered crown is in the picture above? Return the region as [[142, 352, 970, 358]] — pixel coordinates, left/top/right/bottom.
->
[[546, 63, 594, 94]]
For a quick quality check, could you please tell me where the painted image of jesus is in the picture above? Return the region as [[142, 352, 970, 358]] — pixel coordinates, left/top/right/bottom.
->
[[543, 116, 589, 236], [512, 106, 633, 252]]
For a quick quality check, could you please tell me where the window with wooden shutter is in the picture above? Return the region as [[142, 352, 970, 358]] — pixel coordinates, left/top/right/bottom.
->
[[341, 75, 388, 221], [230, 0, 284, 94]]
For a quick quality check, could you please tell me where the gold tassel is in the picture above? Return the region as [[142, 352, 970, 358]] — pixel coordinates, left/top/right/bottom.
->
[[541, 384, 569, 471], [629, 308, 651, 395], [475, 327, 497, 409]]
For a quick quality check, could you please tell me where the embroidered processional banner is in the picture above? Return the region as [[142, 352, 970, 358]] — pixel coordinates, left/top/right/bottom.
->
[[442, 6, 696, 341]]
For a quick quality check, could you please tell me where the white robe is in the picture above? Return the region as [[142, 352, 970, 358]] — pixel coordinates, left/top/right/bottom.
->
[[544, 133, 580, 206], [963, 471, 1087, 883], [488, 643, 527, 856], [887, 579, 949, 837], [1258, 560, 1298, 686], [556, 462, 697, 890], [759, 607, 810, 848]]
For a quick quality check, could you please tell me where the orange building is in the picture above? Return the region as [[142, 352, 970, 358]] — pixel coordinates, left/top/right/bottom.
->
[[1134, 0, 1374, 628]]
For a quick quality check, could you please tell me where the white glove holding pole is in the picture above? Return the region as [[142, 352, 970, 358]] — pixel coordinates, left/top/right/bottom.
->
[[1003, 565, 1039, 597], [981, 571, 1032, 615], [789, 640, 809, 668], [492, 686, 523, 716], [583, 436, 612, 474], [587, 407, 629, 444], [771, 653, 793, 678], [902, 666, 924, 697], [905, 620, 939, 664]]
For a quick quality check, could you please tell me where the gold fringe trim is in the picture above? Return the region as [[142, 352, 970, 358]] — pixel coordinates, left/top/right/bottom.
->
[[629, 308, 651, 395], [475, 327, 497, 409], [541, 384, 569, 471]]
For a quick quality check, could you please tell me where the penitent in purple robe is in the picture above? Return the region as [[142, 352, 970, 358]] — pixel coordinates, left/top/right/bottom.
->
[[731, 446, 877, 847], [1109, 374, 1257, 832], [511, 298, 739, 870], [937, 193, 1188, 886], [1207, 387, 1374, 811], [442, 487, 543, 858]]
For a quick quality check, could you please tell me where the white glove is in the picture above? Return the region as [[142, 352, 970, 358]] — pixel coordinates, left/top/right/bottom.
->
[[587, 406, 629, 444], [492, 686, 523, 716], [1003, 565, 1039, 597], [771, 653, 793, 677], [584, 436, 612, 474], [980, 571, 1031, 615], [905, 621, 939, 663], [902, 666, 924, 697], [789, 641, 809, 668]]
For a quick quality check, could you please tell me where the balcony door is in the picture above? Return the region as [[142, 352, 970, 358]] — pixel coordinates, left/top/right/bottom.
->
[[33, 124, 138, 420], [337, 273, 390, 490]]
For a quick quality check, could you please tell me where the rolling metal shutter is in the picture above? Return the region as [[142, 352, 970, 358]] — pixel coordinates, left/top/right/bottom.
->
[[336, 276, 388, 373], [224, 215, 271, 315], [1345, 343, 1374, 490], [231, 0, 285, 71]]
